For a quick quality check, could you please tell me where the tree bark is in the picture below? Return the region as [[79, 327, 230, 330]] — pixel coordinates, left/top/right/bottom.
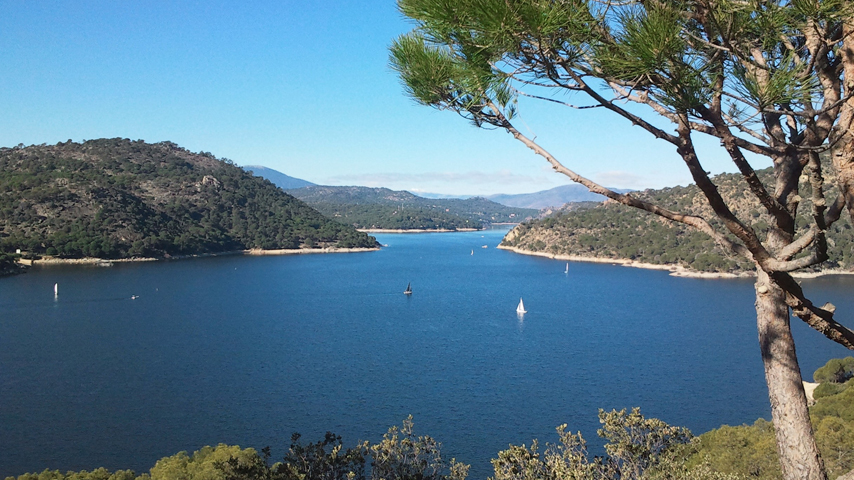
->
[[756, 270, 827, 480], [832, 17, 854, 225]]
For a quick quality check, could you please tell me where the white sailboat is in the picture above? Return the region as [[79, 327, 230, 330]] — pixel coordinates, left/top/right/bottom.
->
[[516, 298, 527, 314], [54, 283, 58, 297], [565, 263, 569, 273], [404, 282, 412, 295]]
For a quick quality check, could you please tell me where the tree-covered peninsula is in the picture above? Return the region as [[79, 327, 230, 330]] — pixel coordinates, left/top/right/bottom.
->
[[0, 139, 378, 263], [502, 167, 854, 274], [285, 185, 537, 230]]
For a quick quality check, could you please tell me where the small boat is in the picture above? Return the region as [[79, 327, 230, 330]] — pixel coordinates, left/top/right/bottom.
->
[[131, 295, 139, 300], [471, 250, 474, 255], [481, 245, 488, 249], [516, 298, 527, 314], [54, 283, 58, 296], [404, 282, 412, 295], [565, 263, 569, 273]]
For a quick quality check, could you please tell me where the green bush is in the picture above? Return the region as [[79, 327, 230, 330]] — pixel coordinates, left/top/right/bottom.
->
[[491, 408, 695, 480], [686, 419, 779, 480], [5, 469, 140, 480], [149, 444, 258, 480], [813, 381, 851, 400], [814, 357, 854, 384]]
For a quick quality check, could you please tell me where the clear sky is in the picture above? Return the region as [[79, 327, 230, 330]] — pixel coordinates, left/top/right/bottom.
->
[[0, 1, 766, 195]]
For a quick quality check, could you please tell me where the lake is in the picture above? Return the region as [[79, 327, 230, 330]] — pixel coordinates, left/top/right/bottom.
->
[[1, 227, 852, 479]]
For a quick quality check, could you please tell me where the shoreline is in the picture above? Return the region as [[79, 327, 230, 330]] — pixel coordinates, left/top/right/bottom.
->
[[358, 228, 480, 233], [496, 245, 854, 279], [22, 247, 379, 266]]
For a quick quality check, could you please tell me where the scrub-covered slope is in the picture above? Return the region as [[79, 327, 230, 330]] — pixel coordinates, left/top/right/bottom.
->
[[0, 139, 378, 259]]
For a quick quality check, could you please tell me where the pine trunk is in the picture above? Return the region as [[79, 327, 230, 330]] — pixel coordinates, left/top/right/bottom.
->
[[833, 17, 854, 224], [755, 270, 826, 480]]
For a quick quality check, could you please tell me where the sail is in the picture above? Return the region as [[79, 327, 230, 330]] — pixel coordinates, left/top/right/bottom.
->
[[404, 282, 412, 294], [516, 298, 526, 314]]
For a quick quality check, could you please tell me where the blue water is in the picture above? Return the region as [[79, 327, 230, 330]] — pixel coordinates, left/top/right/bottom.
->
[[1, 227, 852, 479]]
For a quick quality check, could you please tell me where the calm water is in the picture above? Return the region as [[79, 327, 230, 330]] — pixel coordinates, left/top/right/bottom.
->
[[1, 227, 852, 479]]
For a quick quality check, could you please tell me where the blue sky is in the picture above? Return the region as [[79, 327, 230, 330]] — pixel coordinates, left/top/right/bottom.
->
[[0, 1, 764, 195]]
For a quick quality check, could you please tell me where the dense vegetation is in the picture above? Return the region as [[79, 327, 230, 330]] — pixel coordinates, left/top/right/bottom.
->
[[684, 357, 854, 480], [286, 186, 537, 230], [11, 358, 854, 480], [502, 167, 854, 273], [0, 139, 378, 261]]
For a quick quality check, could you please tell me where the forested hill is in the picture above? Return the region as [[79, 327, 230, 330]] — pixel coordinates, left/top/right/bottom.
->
[[501, 167, 854, 273], [286, 185, 538, 230], [0, 139, 378, 261]]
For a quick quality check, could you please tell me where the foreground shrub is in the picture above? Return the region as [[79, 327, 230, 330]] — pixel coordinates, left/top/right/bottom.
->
[[813, 357, 854, 384], [490, 407, 695, 480], [218, 417, 465, 480], [5, 469, 139, 480], [150, 445, 259, 480], [370, 416, 469, 480], [686, 419, 779, 480], [813, 381, 852, 400]]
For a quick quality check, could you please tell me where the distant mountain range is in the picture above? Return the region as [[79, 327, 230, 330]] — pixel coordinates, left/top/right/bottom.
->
[[244, 165, 315, 189], [486, 184, 631, 209], [244, 165, 627, 210], [286, 185, 537, 230], [404, 185, 631, 208]]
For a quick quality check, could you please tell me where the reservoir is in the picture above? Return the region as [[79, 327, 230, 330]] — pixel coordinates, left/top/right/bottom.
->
[[1, 227, 852, 479]]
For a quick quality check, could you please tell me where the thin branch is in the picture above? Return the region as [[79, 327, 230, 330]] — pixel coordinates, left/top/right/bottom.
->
[[688, 121, 775, 156], [557, 63, 681, 145], [513, 88, 601, 110], [722, 111, 769, 142]]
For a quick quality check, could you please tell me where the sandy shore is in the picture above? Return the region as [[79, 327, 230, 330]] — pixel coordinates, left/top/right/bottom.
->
[[803, 381, 819, 405], [358, 228, 480, 233], [24, 257, 159, 265], [496, 245, 853, 279], [790, 269, 854, 278], [24, 247, 379, 265], [245, 247, 379, 255]]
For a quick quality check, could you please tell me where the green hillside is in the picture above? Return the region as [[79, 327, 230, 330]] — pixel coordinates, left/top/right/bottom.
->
[[0, 139, 378, 264], [287, 185, 537, 230], [501, 168, 854, 273]]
